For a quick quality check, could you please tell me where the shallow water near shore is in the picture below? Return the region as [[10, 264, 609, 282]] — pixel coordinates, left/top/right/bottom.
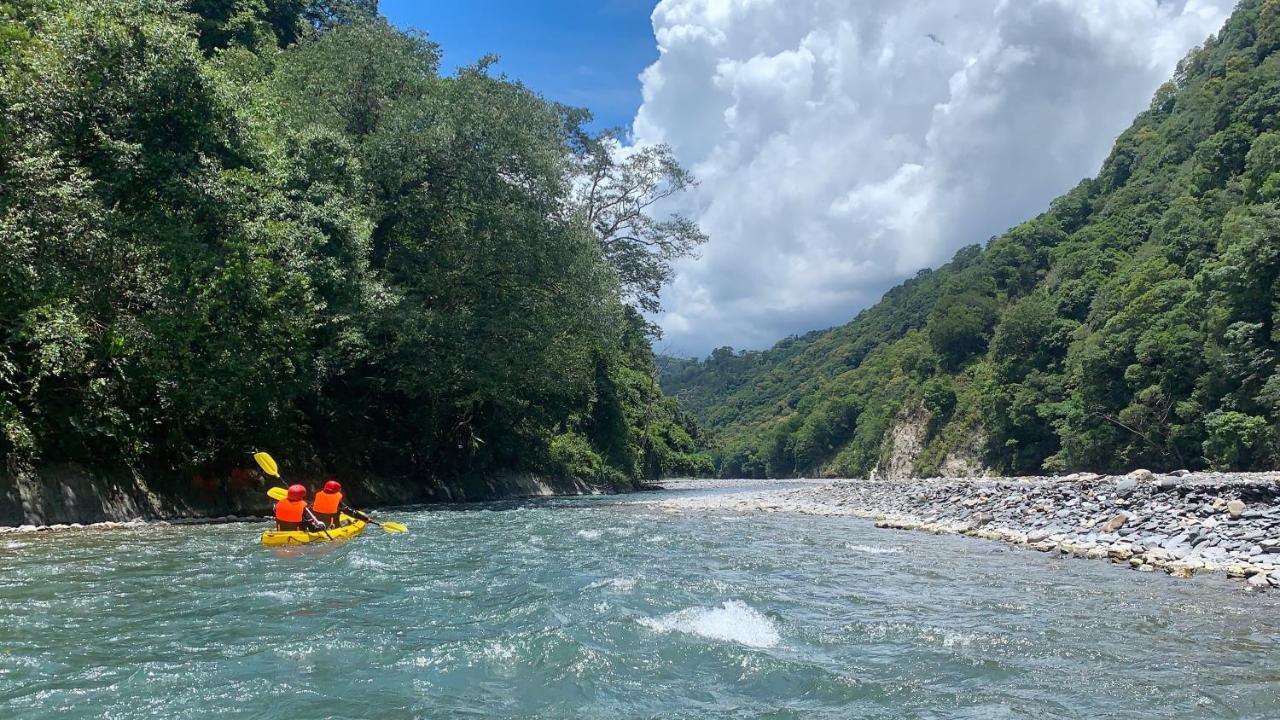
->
[[2, 481, 1278, 719]]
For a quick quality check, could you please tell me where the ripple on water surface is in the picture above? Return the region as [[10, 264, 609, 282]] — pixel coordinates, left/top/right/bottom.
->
[[1, 487, 1278, 719]]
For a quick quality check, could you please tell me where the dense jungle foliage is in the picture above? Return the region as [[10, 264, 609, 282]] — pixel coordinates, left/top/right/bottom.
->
[[661, 0, 1280, 479], [0, 0, 712, 491]]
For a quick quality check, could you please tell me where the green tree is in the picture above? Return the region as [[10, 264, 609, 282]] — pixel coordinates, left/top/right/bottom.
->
[[574, 130, 709, 315]]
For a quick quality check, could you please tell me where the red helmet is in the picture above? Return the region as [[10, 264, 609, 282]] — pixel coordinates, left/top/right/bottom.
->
[[323, 479, 341, 494], [287, 484, 306, 501]]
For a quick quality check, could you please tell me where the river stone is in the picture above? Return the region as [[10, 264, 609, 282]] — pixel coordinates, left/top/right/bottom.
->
[[1247, 573, 1271, 588], [1227, 500, 1246, 519], [1155, 477, 1182, 490], [1170, 469, 1192, 477], [1114, 478, 1138, 496], [1102, 514, 1129, 532]]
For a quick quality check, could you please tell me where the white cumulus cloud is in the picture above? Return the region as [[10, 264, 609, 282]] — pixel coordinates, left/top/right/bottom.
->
[[634, 0, 1237, 356]]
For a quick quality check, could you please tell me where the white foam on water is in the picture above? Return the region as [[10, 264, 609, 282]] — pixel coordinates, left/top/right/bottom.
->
[[639, 600, 781, 648], [859, 621, 984, 651], [587, 576, 636, 592], [349, 555, 390, 570], [844, 543, 900, 555], [576, 529, 602, 540], [482, 641, 516, 661]]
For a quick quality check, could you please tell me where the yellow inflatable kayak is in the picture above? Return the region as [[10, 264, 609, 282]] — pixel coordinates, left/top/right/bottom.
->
[[261, 514, 366, 546]]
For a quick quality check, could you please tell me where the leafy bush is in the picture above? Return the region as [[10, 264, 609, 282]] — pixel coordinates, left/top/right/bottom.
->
[[1203, 411, 1273, 469]]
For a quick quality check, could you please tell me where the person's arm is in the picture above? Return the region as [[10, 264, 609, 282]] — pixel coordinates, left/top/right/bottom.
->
[[303, 507, 325, 531]]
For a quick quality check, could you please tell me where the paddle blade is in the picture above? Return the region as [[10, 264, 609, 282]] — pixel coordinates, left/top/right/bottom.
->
[[266, 486, 288, 501], [253, 451, 279, 478], [380, 521, 408, 533]]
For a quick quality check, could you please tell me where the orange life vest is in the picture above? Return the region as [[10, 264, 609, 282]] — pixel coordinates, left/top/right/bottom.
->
[[313, 490, 342, 515], [275, 498, 306, 523]]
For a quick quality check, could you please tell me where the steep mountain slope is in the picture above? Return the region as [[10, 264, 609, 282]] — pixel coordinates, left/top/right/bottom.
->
[[661, 0, 1280, 479]]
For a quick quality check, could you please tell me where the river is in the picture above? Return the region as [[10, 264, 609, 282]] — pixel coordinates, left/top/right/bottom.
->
[[2, 481, 1277, 719]]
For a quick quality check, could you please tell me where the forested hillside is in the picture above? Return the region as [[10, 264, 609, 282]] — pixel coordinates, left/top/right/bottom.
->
[[661, 0, 1280, 479], [0, 0, 711, 496]]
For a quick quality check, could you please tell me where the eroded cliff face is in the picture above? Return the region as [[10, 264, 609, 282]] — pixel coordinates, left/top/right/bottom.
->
[[869, 402, 989, 480], [871, 403, 930, 481], [0, 464, 611, 527]]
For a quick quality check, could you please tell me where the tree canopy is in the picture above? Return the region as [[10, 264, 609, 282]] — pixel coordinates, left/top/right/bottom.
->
[[0, 0, 711, 490]]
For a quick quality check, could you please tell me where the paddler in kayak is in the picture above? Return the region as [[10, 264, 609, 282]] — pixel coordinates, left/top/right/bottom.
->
[[312, 478, 356, 528], [274, 484, 326, 532]]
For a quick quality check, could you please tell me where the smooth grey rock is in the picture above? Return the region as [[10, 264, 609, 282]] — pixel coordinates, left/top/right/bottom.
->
[[1227, 499, 1246, 519]]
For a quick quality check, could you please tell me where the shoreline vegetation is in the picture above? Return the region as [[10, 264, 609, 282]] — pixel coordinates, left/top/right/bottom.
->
[[649, 474, 1280, 591], [0, 1, 712, 505]]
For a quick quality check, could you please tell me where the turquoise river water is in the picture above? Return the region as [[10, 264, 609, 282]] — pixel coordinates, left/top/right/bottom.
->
[[2, 482, 1278, 719]]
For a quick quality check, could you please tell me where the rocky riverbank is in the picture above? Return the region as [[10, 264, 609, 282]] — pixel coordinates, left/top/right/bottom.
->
[[0, 462, 612, 528], [652, 473, 1280, 590]]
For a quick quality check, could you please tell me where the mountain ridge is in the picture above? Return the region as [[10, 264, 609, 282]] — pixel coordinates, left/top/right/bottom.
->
[[660, 0, 1280, 479]]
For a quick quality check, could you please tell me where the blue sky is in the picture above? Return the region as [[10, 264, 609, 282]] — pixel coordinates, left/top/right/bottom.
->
[[379, 0, 1233, 357], [379, 0, 656, 131]]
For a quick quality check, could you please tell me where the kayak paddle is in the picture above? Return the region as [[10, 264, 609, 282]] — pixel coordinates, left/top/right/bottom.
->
[[253, 451, 279, 479], [265, 487, 407, 534], [348, 509, 409, 534]]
